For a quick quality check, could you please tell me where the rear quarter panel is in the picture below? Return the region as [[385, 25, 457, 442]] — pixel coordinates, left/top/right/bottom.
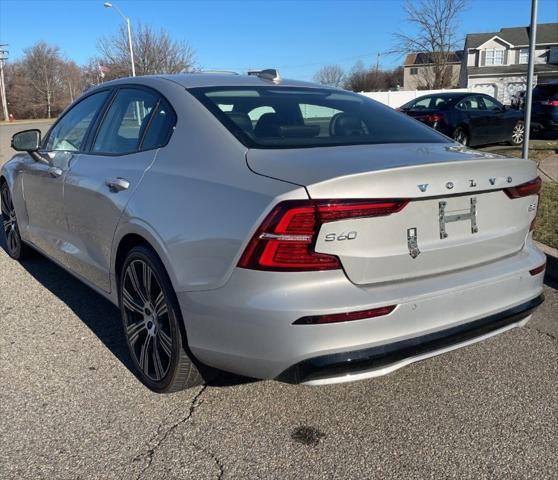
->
[[113, 79, 307, 292]]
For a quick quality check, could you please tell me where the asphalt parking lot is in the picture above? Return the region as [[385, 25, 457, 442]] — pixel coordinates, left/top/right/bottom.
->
[[1, 122, 557, 479]]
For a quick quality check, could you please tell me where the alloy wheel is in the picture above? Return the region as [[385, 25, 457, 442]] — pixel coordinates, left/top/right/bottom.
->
[[512, 122, 525, 145], [122, 259, 173, 382], [453, 128, 468, 146], [1, 185, 21, 256]]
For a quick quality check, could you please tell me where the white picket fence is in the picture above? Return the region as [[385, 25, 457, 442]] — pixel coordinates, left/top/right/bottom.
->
[[360, 88, 473, 109]]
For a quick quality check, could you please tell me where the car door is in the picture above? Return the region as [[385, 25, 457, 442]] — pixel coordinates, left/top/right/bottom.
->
[[63, 86, 176, 292], [455, 95, 491, 145], [479, 95, 508, 142], [21, 90, 110, 263]]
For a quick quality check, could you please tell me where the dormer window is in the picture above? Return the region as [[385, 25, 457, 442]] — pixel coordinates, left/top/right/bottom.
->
[[485, 48, 505, 65]]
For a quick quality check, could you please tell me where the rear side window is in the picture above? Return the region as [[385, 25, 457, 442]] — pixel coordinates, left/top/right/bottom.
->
[[190, 87, 448, 149], [141, 100, 176, 150], [93, 88, 159, 155]]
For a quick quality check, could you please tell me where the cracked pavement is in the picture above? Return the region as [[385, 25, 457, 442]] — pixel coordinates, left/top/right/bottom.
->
[[1, 230, 556, 480], [1, 123, 557, 479]]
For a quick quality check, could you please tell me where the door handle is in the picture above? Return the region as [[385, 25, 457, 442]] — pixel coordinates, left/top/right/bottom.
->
[[48, 166, 63, 178], [106, 177, 130, 193]]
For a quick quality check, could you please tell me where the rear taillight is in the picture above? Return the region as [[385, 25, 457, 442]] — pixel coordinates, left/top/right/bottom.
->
[[238, 199, 408, 271], [504, 177, 542, 198], [425, 113, 444, 123], [529, 262, 546, 276], [542, 100, 558, 106], [293, 305, 396, 325]]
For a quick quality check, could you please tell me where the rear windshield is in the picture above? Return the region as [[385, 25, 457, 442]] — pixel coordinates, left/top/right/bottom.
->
[[189, 86, 449, 149], [533, 84, 558, 101], [405, 95, 457, 110]]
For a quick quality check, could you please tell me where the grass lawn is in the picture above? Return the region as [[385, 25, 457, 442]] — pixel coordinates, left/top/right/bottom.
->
[[534, 181, 558, 249]]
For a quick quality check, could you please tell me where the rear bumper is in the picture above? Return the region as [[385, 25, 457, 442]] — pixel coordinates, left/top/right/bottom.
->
[[177, 241, 545, 382], [532, 112, 558, 131], [278, 294, 543, 384]]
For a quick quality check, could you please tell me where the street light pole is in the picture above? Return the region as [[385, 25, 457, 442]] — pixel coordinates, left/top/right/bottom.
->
[[103, 2, 135, 77], [125, 16, 136, 77], [522, 0, 538, 159]]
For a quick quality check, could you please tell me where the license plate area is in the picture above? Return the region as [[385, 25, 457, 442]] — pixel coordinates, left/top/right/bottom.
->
[[438, 197, 478, 239]]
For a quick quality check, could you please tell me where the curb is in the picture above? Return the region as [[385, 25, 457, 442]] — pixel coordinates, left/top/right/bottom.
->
[[0, 119, 55, 126]]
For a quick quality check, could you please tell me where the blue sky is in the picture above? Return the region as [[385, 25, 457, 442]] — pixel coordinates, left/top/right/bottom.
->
[[1, 0, 557, 80]]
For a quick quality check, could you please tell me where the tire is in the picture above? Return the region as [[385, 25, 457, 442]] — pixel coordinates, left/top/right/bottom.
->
[[452, 127, 469, 146], [119, 245, 209, 393], [509, 121, 525, 146], [1, 182, 28, 260]]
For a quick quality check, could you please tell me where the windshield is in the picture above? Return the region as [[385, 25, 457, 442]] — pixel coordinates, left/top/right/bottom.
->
[[189, 86, 450, 149]]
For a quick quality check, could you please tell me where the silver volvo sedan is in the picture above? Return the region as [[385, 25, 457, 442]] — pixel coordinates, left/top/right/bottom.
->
[[1, 71, 545, 392]]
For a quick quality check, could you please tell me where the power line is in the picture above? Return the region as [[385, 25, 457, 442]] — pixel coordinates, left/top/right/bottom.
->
[[207, 50, 392, 74]]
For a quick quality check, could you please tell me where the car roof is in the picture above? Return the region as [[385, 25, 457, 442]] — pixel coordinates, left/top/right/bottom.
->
[[414, 92, 470, 100], [101, 73, 325, 90]]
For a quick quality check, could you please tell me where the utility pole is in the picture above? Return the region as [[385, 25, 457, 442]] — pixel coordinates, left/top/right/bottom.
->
[[0, 45, 9, 121], [522, 0, 538, 159]]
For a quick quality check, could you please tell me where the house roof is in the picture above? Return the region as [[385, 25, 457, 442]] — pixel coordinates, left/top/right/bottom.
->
[[467, 63, 558, 77], [404, 51, 463, 66], [466, 23, 558, 49]]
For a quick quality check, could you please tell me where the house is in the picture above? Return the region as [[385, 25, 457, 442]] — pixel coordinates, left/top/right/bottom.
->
[[460, 23, 558, 104], [403, 51, 463, 90]]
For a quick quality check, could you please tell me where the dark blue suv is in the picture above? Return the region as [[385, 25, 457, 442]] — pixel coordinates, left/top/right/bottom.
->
[[531, 84, 558, 133]]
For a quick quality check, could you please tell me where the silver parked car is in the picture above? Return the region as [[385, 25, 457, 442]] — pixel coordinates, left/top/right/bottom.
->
[[1, 71, 545, 392]]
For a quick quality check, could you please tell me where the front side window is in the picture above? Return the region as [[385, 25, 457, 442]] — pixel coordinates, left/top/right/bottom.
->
[[93, 88, 159, 155], [190, 87, 448, 149], [45, 91, 109, 152]]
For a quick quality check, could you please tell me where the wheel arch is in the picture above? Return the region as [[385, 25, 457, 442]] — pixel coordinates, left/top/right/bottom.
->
[[111, 220, 178, 296]]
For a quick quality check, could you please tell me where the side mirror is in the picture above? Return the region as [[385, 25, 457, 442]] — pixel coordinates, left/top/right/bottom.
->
[[11, 129, 41, 152]]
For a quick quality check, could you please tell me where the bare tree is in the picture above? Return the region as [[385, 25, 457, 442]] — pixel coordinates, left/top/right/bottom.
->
[[61, 60, 83, 103], [393, 0, 467, 89], [344, 61, 403, 92], [313, 65, 345, 87], [97, 22, 196, 79], [21, 42, 64, 118]]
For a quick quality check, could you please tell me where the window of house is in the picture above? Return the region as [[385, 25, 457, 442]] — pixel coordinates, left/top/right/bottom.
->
[[485, 48, 505, 66], [519, 48, 529, 64], [410, 67, 418, 75]]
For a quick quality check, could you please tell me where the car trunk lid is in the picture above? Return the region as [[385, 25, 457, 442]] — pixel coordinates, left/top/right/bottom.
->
[[247, 143, 539, 285]]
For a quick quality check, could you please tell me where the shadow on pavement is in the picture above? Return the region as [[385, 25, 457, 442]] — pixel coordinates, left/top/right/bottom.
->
[[544, 254, 558, 289], [0, 231, 253, 389]]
